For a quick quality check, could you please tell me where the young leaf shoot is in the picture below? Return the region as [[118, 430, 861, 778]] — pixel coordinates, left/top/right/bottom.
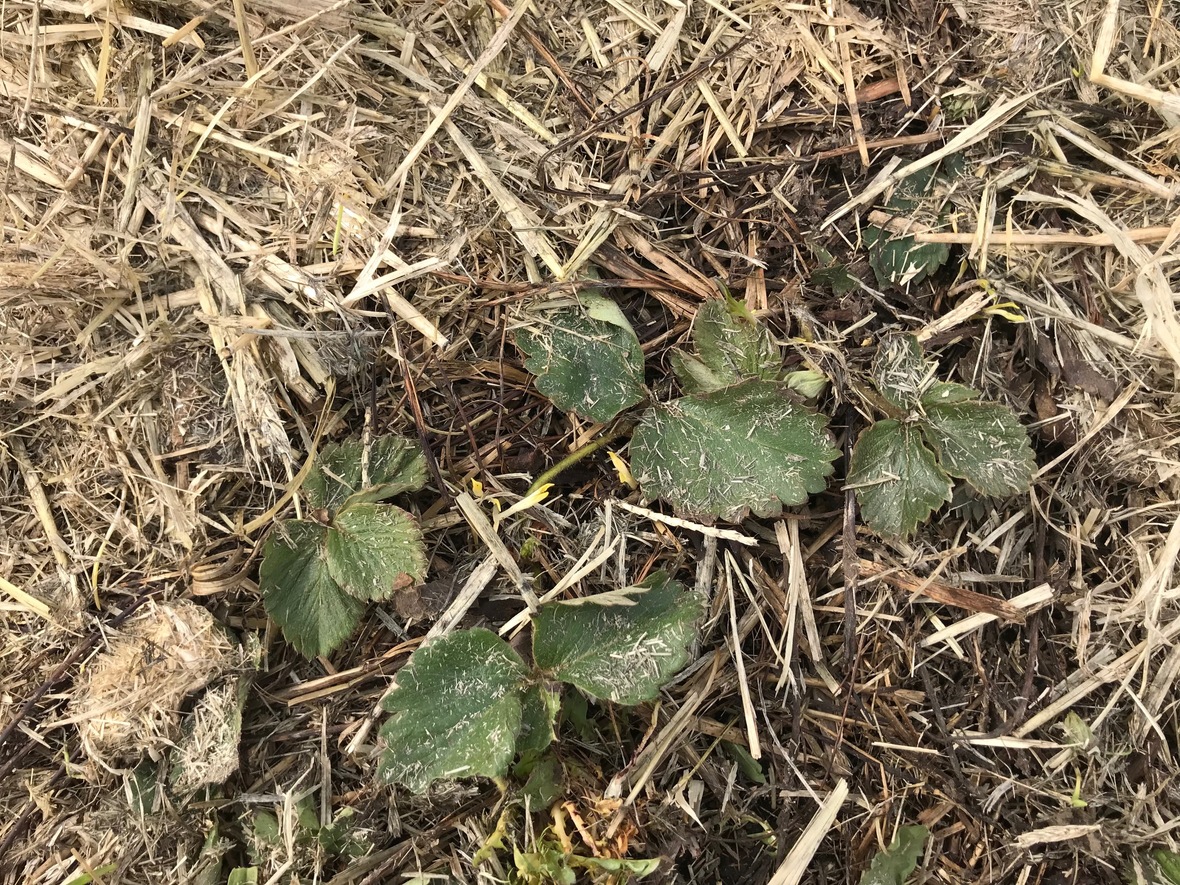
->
[[858, 825, 929, 885], [851, 335, 1035, 537], [259, 435, 430, 657], [672, 298, 780, 393], [305, 435, 427, 511], [863, 157, 963, 289]]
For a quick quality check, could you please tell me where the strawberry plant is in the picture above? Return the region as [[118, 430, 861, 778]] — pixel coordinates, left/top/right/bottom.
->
[[377, 572, 701, 792], [860, 825, 928, 885], [258, 435, 429, 657], [862, 155, 964, 289], [519, 292, 839, 521], [848, 334, 1036, 537], [252, 306, 1033, 793], [518, 294, 1033, 540]]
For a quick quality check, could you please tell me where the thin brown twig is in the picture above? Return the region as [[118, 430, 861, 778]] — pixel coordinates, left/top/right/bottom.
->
[[388, 321, 449, 500], [485, 0, 596, 119]]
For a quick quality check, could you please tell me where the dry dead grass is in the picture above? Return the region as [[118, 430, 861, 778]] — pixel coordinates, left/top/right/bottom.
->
[[2, 0, 1180, 882]]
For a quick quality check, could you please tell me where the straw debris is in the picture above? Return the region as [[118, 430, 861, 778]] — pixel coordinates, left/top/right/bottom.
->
[[3, 0, 1180, 881], [67, 600, 236, 775]]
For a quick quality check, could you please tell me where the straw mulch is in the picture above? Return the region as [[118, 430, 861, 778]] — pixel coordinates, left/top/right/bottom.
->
[[3, 0, 1180, 882]]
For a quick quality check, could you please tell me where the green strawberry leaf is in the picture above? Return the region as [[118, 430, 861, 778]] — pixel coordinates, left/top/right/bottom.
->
[[1152, 849, 1180, 885], [859, 826, 928, 885], [811, 262, 860, 296], [810, 246, 860, 296], [325, 503, 427, 601], [864, 159, 961, 289], [518, 296, 645, 424], [259, 519, 365, 658], [519, 756, 563, 809], [317, 808, 370, 859], [849, 420, 952, 538], [570, 856, 661, 877], [532, 572, 701, 705], [872, 333, 934, 411], [864, 229, 950, 289], [516, 684, 561, 757], [630, 379, 839, 521], [919, 381, 979, 406], [306, 435, 427, 511], [921, 401, 1037, 496], [515, 842, 576, 885], [679, 298, 780, 391], [724, 740, 766, 784], [378, 628, 528, 792]]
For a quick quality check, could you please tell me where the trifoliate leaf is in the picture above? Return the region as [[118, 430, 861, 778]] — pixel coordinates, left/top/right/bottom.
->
[[378, 628, 528, 792], [859, 825, 928, 885], [250, 810, 281, 848], [295, 797, 324, 832], [306, 435, 427, 511], [516, 684, 560, 757], [325, 503, 427, 601], [682, 299, 780, 390], [921, 401, 1036, 496], [259, 520, 365, 658], [848, 420, 952, 538], [872, 333, 934, 411], [630, 379, 839, 521], [126, 762, 160, 817], [517, 299, 645, 424], [532, 572, 701, 705]]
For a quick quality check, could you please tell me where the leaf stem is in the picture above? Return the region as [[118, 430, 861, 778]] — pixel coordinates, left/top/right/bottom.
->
[[849, 379, 908, 421], [527, 420, 635, 496]]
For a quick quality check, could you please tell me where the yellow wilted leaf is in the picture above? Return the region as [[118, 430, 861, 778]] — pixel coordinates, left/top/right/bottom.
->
[[607, 450, 637, 489], [493, 483, 554, 528]]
